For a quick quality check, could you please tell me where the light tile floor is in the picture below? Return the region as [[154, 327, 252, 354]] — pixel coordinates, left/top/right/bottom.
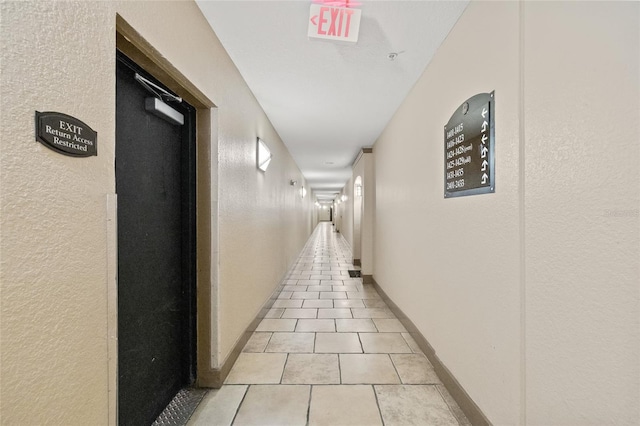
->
[[189, 223, 470, 426]]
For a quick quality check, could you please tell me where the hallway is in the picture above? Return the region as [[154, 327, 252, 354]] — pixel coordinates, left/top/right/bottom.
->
[[188, 222, 470, 425]]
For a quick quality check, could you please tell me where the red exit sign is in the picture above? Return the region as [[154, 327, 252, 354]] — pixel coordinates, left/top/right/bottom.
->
[[308, 4, 361, 43]]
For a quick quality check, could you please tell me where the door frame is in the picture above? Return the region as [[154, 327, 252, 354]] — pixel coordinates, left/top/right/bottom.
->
[[109, 14, 219, 425], [115, 51, 197, 423]]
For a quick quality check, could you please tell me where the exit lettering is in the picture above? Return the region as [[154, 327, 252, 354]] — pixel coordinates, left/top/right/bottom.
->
[[309, 4, 361, 43], [317, 7, 354, 37], [59, 120, 83, 135]]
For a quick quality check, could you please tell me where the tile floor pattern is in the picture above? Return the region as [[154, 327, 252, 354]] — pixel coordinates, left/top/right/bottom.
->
[[189, 223, 470, 426]]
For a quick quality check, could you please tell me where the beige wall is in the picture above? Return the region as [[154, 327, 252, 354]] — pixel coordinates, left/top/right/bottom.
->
[[317, 205, 331, 221], [311, 195, 319, 227], [373, 2, 521, 423], [340, 177, 354, 250], [373, 1, 639, 425], [352, 152, 375, 274], [523, 2, 639, 424], [0, 0, 313, 424], [1, 2, 116, 424]]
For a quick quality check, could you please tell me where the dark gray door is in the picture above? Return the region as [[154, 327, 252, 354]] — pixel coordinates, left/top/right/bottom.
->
[[116, 52, 196, 426]]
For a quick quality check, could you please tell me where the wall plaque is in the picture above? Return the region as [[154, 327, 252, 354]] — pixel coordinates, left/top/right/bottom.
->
[[35, 111, 97, 157], [444, 92, 495, 198]]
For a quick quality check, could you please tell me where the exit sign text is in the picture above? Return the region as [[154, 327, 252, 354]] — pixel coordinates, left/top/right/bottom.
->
[[308, 4, 361, 43]]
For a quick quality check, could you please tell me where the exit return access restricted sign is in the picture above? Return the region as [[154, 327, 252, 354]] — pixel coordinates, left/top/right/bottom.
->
[[308, 4, 361, 43]]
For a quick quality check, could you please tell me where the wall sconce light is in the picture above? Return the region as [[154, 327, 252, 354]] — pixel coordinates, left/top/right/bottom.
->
[[341, 195, 347, 202], [300, 187, 307, 198], [315, 201, 321, 207], [257, 138, 272, 172], [355, 183, 363, 197], [290, 179, 297, 186]]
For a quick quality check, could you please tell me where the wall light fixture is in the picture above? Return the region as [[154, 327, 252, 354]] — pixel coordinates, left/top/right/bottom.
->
[[257, 138, 272, 172]]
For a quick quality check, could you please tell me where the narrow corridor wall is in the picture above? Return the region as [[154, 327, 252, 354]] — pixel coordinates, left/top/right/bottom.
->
[[340, 178, 354, 251], [523, 2, 639, 424], [318, 206, 331, 221], [122, 0, 315, 368], [374, 1, 522, 424], [0, 0, 313, 423], [1, 2, 116, 424], [352, 151, 374, 275], [373, 1, 639, 424]]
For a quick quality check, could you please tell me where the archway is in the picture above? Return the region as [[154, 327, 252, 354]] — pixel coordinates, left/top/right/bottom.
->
[[353, 176, 363, 265]]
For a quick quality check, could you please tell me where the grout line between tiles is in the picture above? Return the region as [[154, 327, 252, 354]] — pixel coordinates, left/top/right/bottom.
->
[[279, 353, 289, 384], [371, 384, 386, 426], [388, 353, 404, 385], [263, 332, 274, 353], [229, 385, 250, 426], [305, 385, 312, 426], [356, 331, 364, 354]]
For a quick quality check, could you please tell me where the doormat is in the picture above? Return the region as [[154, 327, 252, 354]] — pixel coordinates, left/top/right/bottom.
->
[[348, 270, 361, 278]]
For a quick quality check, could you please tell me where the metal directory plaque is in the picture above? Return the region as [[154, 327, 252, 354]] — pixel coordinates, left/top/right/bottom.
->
[[36, 111, 97, 157], [444, 92, 495, 198]]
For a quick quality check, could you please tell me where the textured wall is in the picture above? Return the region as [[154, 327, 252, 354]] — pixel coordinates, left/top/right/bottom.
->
[[372, 1, 522, 424], [523, 2, 639, 424], [362, 153, 374, 275], [352, 152, 374, 274], [1, 0, 313, 423], [115, 0, 313, 364], [0, 1, 116, 424], [340, 176, 354, 250], [373, 0, 639, 424]]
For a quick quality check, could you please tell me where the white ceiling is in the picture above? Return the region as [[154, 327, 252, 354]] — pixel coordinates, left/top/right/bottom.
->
[[196, 0, 469, 201]]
